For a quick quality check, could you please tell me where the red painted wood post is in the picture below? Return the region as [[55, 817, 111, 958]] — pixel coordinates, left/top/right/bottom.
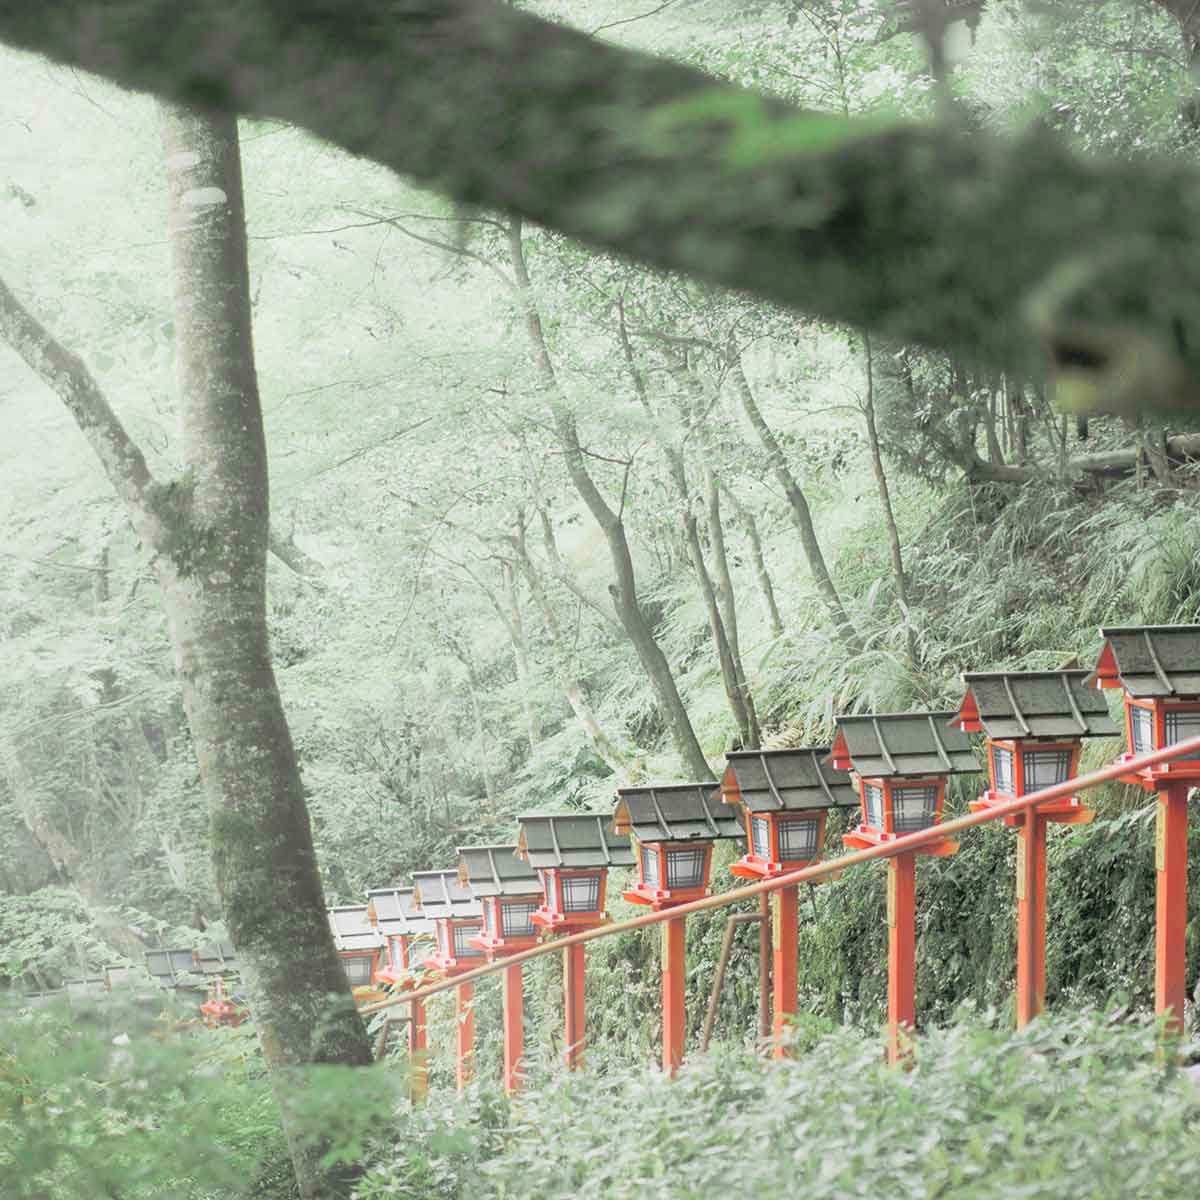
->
[[758, 891, 772, 1042], [455, 981, 475, 1093], [502, 963, 524, 1094], [1015, 810, 1048, 1026], [409, 996, 428, 1103], [662, 915, 687, 1076], [563, 940, 586, 1070], [887, 852, 917, 1065], [771, 884, 799, 1057], [1156, 781, 1189, 1038]]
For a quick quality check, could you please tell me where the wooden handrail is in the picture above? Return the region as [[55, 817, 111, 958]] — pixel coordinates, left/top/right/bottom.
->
[[363, 735, 1199, 1016]]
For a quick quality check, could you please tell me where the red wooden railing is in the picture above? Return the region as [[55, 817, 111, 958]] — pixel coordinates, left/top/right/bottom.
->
[[365, 736, 1200, 1090]]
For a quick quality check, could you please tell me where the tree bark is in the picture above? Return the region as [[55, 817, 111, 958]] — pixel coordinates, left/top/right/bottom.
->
[[159, 103, 372, 1200], [0, 108, 373, 1200], [6, 0, 1200, 410], [618, 320, 755, 748], [725, 489, 784, 640], [703, 467, 761, 746], [730, 359, 862, 654], [512, 528, 631, 782], [860, 333, 918, 665], [507, 219, 711, 779], [502, 561, 541, 750]]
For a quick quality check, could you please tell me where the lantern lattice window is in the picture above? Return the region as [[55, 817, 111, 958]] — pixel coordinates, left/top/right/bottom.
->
[[665, 848, 707, 889], [1022, 748, 1073, 789], [991, 746, 1015, 795], [1165, 709, 1200, 745], [1131, 706, 1155, 753], [892, 785, 939, 833], [561, 874, 601, 912], [452, 924, 483, 958], [640, 844, 661, 887], [501, 901, 539, 938], [777, 815, 820, 860], [864, 783, 885, 829], [750, 816, 771, 858], [342, 956, 373, 986]]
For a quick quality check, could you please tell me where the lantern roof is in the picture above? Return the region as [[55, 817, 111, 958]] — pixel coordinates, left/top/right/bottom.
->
[[194, 941, 238, 975], [327, 905, 385, 952], [63, 976, 107, 999], [411, 869, 483, 919], [366, 885, 432, 936], [515, 812, 635, 869], [831, 711, 979, 779], [958, 670, 1118, 739], [613, 782, 744, 843], [457, 844, 541, 896], [1087, 625, 1200, 698], [145, 947, 203, 986], [718, 747, 858, 813]]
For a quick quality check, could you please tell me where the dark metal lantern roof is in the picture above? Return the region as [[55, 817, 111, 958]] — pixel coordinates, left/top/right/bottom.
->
[[145, 948, 203, 987], [194, 942, 239, 974], [457, 844, 542, 897], [411, 870, 483, 920], [327, 905, 385, 952], [1089, 625, 1200, 698], [832, 711, 979, 779], [366, 886, 432, 936], [720, 748, 858, 813], [613, 782, 744, 843], [959, 670, 1118, 739], [516, 812, 635, 870]]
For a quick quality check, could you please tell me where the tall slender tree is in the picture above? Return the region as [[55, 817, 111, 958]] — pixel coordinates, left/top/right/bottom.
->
[[0, 104, 372, 1200]]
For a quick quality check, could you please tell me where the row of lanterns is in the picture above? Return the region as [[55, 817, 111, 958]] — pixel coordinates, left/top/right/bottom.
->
[[311, 624, 1200, 1088]]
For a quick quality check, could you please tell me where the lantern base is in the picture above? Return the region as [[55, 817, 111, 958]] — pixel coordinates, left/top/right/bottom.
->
[[730, 853, 821, 880], [843, 826, 958, 856], [531, 908, 610, 931], [970, 792, 1094, 827], [622, 884, 708, 910], [470, 932, 541, 961], [424, 954, 485, 976], [200, 998, 246, 1027], [1114, 752, 1200, 792]]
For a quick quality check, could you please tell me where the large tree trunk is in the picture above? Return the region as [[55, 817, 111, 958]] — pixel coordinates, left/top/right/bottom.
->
[[0, 109, 372, 1199], [158, 104, 372, 1200], [507, 220, 710, 779], [730, 359, 862, 654]]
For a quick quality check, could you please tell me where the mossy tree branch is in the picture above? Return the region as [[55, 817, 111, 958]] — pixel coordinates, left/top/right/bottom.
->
[[1, 0, 1200, 411]]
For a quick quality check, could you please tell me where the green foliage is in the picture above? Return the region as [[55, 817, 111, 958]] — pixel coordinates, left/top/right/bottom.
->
[[356, 1010, 1200, 1200], [0, 1007, 405, 1200]]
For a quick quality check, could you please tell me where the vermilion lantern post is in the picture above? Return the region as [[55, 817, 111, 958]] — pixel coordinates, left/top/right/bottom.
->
[[832, 711, 979, 1064], [1089, 625, 1200, 1036], [457, 844, 544, 1094], [612, 783, 743, 1075], [515, 812, 634, 1069], [956, 670, 1116, 1026], [366, 886, 433, 1099], [719, 748, 858, 1055], [412, 870, 485, 1092], [328, 906, 388, 1006]]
